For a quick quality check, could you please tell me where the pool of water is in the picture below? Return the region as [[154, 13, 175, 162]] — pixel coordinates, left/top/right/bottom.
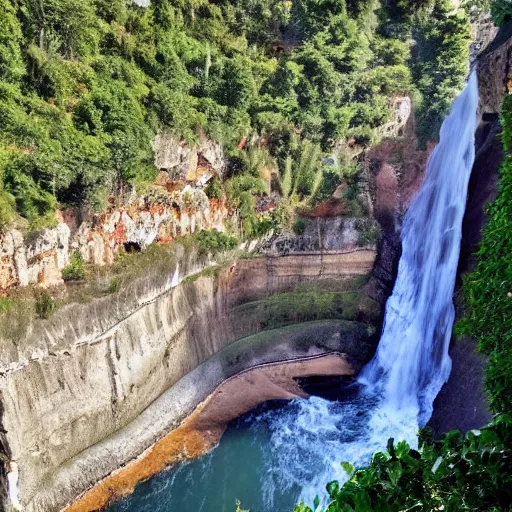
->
[[107, 382, 416, 512]]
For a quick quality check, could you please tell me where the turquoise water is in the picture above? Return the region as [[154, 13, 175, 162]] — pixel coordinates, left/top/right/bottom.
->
[[107, 389, 382, 512]]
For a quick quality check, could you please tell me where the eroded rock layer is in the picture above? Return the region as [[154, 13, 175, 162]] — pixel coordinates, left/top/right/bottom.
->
[[1, 248, 376, 512]]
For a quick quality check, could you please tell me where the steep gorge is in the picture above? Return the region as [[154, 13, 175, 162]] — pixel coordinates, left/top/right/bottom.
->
[[0, 241, 376, 511], [1, 14, 511, 512]]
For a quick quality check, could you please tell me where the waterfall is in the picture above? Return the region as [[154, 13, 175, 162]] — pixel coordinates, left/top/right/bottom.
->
[[360, 70, 479, 426], [113, 72, 481, 512], [262, 72, 479, 506]]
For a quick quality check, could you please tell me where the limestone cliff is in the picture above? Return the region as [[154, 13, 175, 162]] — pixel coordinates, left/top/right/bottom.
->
[[0, 243, 376, 512], [0, 189, 229, 290]]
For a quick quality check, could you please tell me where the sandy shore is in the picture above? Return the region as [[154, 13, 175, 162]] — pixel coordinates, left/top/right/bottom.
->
[[64, 352, 353, 512]]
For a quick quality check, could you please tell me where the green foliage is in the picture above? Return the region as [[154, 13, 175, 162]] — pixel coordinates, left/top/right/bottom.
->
[[0, 0, 471, 237], [35, 289, 57, 319], [491, 0, 512, 26], [240, 281, 364, 329], [0, 0, 25, 82], [412, 2, 471, 144], [295, 418, 512, 512], [315, 166, 341, 201], [0, 296, 16, 314], [355, 218, 380, 246], [108, 275, 121, 293], [190, 230, 239, 257], [293, 219, 306, 235], [457, 94, 512, 416], [62, 251, 86, 281], [205, 175, 223, 200], [279, 157, 293, 198], [226, 172, 268, 238]]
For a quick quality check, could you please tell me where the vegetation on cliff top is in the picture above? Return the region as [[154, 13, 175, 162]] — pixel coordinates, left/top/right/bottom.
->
[[0, 0, 470, 232]]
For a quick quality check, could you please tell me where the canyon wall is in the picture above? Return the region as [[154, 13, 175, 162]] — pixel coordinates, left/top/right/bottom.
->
[[0, 188, 230, 290], [0, 245, 376, 512], [428, 29, 512, 435]]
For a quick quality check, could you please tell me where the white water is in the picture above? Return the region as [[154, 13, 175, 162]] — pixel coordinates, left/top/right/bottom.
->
[[264, 71, 479, 507]]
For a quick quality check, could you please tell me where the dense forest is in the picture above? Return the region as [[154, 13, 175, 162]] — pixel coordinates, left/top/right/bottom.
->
[[0, 0, 471, 234]]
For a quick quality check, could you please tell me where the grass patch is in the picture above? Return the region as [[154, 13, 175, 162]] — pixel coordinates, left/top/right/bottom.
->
[[62, 251, 86, 281], [182, 266, 222, 285], [177, 230, 239, 257], [234, 278, 368, 330]]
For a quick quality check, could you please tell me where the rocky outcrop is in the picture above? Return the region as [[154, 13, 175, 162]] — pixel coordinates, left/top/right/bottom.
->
[[477, 24, 512, 116], [153, 133, 225, 183], [0, 247, 376, 512], [379, 96, 412, 139], [470, 14, 499, 64], [261, 217, 377, 256], [359, 116, 432, 321], [0, 190, 230, 290]]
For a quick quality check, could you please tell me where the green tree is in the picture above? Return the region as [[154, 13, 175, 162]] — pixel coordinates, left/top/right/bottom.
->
[[491, 0, 512, 26], [0, 0, 25, 82]]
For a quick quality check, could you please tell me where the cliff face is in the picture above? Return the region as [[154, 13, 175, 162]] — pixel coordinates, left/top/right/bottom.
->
[[262, 216, 377, 256], [0, 245, 376, 512], [0, 190, 229, 290], [428, 32, 512, 435], [359, 111, 433, 321]]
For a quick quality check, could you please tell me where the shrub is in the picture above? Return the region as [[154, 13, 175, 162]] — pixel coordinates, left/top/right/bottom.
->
[[295, 418, 512, 512], [0, 296, 16, 314], [457, 94, 512, 416], [293, 219, 306, 235], [62, 251, 86, 281], [108, 276, 122, 293], [193, 230, 239, 256], [35, 290, 57, 319], [491, 0, 512, 26], [205, 175, 223, 200], [356, 218, 380, 246]]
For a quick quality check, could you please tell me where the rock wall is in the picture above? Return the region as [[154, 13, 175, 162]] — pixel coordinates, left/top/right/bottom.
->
[[470, 13, 499, 64], [478, 24, 512, 116], [261, 217, 377, 256], [0, 189, 230, 290], [153, 133, 225, 183], [0, 247, 376, 512]]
